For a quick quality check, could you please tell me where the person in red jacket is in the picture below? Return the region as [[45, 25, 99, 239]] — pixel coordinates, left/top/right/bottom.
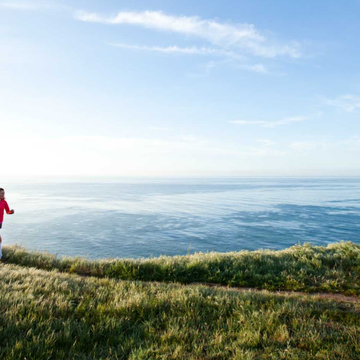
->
[[0, 188, 15, 259]]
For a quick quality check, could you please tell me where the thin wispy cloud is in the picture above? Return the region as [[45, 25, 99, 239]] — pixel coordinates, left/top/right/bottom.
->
[[324, 94, 360, 112], [108, 43, 242, 59], [207, 59, 269, 74], [289, 135, 360, 153], [230, 116, 308, 128], [240, 63, 268, 74], [110, 43, 271, 75], [76, 10, 301, 59]]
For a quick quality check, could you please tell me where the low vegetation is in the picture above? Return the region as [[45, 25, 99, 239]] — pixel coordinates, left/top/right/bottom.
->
[[3, 241, 360, 295], [1, 261, 360, 359]]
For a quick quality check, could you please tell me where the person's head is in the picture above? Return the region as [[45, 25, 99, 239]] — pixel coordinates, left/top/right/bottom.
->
[[0, 188, 4, 200]]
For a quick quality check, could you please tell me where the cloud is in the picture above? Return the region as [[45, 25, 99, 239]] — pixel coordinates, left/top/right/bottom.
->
[[324, 94, 360, 112], [230, 116, 308, 127], [240, 63, 268, 74], [231, 120, 268, 125], [289, 136, 360, 153], [76, 10, 301, 59], [108, 43, 242, 59], [109, 43, 271, 75]]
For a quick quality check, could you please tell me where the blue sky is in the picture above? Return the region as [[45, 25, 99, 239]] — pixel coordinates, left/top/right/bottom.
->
[[1, 0, 360, 177]]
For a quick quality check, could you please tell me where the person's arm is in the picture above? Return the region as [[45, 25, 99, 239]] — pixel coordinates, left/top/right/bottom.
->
[[4, 201, 14, 214]]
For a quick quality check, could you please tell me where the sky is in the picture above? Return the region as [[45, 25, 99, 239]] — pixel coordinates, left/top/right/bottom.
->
[[1, 0, 360, 177]]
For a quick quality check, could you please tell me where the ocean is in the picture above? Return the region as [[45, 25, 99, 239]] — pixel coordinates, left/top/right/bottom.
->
[[1, 177, 360, 259]]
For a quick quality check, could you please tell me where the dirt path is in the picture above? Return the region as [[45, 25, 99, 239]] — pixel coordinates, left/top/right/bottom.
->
[[195, 282, 360, 303], [2, 259, 359, 303]]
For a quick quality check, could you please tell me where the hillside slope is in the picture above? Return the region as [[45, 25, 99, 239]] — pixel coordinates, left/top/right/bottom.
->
[[1, 247, 360, 359], [3, 241, 360, 295]]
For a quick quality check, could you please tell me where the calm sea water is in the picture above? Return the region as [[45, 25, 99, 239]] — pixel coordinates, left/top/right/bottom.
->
[[1, 178, 360, 259]]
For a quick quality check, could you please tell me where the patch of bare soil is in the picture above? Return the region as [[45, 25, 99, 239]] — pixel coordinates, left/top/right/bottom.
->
[[197, 283, 360, 303]]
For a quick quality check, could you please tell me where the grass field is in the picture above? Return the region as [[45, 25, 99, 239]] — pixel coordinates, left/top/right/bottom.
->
[[1, 242, 360, 359], [3, 241, 360, 294]]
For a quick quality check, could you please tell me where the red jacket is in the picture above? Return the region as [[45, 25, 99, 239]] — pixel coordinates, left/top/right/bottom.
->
[[0, 199, 11, 223]]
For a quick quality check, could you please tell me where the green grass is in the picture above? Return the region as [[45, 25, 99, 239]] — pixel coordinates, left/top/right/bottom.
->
[[1, 261, 360, 359], [3, 241, 360, 295]]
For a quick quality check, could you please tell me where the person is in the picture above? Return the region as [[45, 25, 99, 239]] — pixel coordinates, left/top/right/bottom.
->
[[0, 188, 15, 260]]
